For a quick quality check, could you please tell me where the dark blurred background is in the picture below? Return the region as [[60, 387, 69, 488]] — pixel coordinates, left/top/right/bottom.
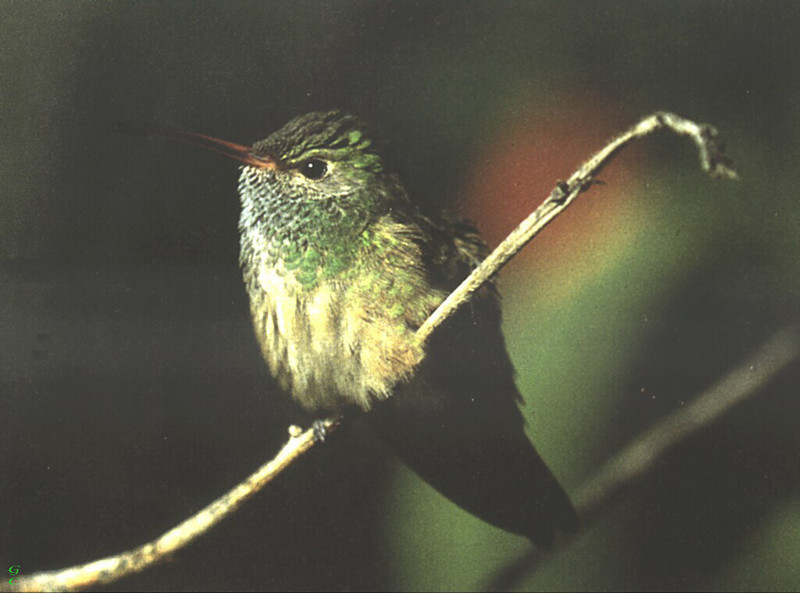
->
[[2, 1, 800, 590]]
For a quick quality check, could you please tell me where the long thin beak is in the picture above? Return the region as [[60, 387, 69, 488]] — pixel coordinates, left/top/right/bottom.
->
[[118, 122, 277, 170]]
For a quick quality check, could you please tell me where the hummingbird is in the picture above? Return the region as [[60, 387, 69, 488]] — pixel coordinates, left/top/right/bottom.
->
[[164, 110, 578, 547]]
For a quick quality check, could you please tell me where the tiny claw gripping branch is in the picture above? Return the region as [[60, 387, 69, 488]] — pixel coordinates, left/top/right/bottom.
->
[[312, 420, 329, 442]]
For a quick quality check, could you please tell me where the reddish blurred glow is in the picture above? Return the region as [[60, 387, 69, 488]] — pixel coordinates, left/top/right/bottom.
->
[[459, 99, 644, 287]]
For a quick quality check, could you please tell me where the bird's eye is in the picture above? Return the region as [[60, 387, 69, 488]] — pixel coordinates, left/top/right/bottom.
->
[[298, 159, 328, 180]]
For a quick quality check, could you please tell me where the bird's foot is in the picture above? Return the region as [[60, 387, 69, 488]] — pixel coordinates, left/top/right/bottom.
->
[[312, 420, 328, 442]]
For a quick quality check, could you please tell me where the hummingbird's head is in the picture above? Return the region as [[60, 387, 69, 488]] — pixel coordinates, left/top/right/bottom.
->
[[138, 111, 407, 269], [250, 110, 387, 188], [237, 111, 407, 250]]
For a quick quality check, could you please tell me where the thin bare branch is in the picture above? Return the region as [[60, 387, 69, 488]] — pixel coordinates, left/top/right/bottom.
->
[[486, 328, 800, 591], [4, 419, 341, 593], [416, 111, 737, 343], [575, 329, 796, 519], [6, 112, 736, 592]]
